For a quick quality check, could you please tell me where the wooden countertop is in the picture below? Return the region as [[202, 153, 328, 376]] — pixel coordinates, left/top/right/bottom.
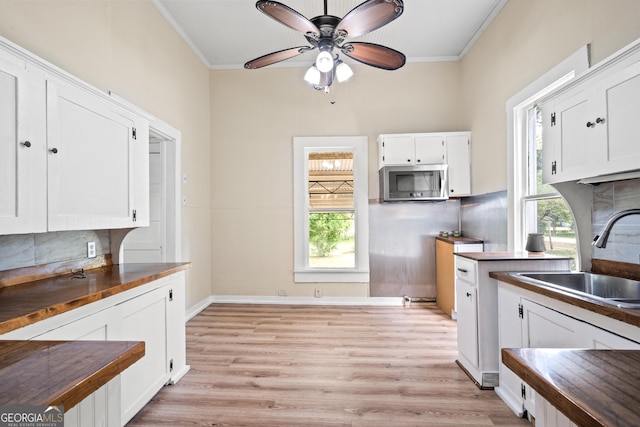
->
[[490, 271, 640, 328], [0, 263, 191, 335], [0, 340, 144, 410], [457, 251, 573, 261], [502, 348, 640, 427], [435, 236, 483, 245]]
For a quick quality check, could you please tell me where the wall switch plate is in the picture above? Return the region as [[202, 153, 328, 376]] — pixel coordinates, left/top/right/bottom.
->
[[87, 241, 96, 258]]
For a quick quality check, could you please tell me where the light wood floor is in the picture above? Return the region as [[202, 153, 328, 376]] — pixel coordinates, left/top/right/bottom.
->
[[128, 304, 531, 426]]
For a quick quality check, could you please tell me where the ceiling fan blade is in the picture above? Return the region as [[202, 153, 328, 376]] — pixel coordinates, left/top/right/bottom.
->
[[256, 1, 320, 38], [244, 46, 312, 69], [341, 42, 405, 70], [336, 0, 404, 39]]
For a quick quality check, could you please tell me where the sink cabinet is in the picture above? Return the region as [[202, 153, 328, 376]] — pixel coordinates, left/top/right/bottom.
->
[[0, 36, 149, 235], [496, 281, 640, 419]]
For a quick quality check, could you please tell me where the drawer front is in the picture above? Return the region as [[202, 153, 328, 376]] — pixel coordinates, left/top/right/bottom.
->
[[455, 256, 477, 283]]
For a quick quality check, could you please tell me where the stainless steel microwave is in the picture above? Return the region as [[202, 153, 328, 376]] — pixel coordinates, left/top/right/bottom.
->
[[379, 164, 448, 201]]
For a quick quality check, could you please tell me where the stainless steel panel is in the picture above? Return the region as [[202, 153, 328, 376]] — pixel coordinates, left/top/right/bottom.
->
[[460, 191, 507, 252], [369, 200, 460, 297]]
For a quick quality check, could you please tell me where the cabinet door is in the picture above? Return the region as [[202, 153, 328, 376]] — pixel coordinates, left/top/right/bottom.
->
[[0, 57, 46, 234], [445, 134, 471, 196], [456, 280, 478, 366], [414, 135, 444, 164], [542, 88, 594, 184], [117, 286, 170, 424], [521, 299, 588, 416], [589, 326, 640, 349], [380, 135, 414, 165], [595, 60, 640, 176], [46, 78, 147, 231], [496, 284, 527, 417]]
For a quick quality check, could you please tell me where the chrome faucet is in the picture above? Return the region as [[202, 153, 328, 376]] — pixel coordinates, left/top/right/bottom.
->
[[592, 208, 640, 248]]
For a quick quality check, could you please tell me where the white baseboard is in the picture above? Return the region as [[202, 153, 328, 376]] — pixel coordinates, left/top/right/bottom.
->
[[185, 296, 215, 321]]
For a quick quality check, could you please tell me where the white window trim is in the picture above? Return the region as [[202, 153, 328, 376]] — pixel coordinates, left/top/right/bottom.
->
[[507, 46, 589, 251], [293, 136, 369, 283]]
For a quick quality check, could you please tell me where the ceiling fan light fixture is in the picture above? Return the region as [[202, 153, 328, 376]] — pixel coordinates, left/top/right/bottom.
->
[[304, 65, 321, 85], [335, 60, 353, 82], [316, 50, 334, 73]]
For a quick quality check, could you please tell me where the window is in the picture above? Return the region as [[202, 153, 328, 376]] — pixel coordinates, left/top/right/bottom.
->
[[293, 137, 369, 283], [522, 105, 578, 268], [507, 46, 589, 269]]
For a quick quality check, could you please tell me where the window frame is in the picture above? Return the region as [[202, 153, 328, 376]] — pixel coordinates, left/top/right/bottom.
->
[[293, 136, 369, 283], [507, 47, 589, 255]]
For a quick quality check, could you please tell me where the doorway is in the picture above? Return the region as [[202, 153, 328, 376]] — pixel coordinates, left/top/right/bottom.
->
[[122, 121, 182, 263]]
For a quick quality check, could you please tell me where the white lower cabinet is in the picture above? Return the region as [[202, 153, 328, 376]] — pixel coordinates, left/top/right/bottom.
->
[[1, 271, 188, 425], [454, 255, 571, 389], [64, 376, 122, 427], [496, 281, 640, 421]]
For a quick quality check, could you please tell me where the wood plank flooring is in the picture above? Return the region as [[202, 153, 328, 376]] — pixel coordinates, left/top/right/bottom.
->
[[127, 304, 530, 426]]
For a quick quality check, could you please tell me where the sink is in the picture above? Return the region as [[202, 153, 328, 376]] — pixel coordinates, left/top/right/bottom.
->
[[515, 272, 640, 309]]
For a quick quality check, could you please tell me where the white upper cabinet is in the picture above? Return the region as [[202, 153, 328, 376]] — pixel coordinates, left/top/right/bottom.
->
[[542, 40, 640, 184], [0, 37, 149, 235], [0, 54, 46, 234], [445, 134, 471, 196], [378, 133, 446, 167], [378, 132, 471, 197], [46, 78, 149, 231]]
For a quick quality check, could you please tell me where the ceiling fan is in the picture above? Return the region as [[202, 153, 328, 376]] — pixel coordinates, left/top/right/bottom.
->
[[244, 0, 406, 90]]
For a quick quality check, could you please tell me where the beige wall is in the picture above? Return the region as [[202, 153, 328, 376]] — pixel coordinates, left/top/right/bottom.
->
[[210, 62, 462, 297], [461, 0, 640, 195], [0, 1, 212, 309]]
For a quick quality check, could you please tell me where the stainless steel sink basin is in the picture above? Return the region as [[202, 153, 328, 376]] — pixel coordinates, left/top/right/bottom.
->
[[515, 272, 640, 309]]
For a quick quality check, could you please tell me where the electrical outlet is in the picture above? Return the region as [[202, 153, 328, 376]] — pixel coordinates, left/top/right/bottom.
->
[[87, 241, 96, 258], [314, 288, 322, 298]]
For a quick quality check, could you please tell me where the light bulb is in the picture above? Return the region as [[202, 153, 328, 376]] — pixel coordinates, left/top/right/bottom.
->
[[304, 66, 321, 85], [316, 51, 334, 73], [336, 61, 353, 82]]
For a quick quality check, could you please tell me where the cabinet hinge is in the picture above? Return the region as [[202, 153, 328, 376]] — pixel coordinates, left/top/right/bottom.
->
[[132, 209, 137, 222], [518, 303, 524, 319], [169, 288, 173, 302], [169, 358, 174, 373], [521, 383, 526, 398], [550, 112, 556, 127], [132, 127, 137, 140]]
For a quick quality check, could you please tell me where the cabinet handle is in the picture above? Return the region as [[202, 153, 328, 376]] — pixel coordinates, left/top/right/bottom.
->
[[21, 141, 31, 148], [457, 268, 468, 273], [49, 148, 58, 154], [596, 117, 605, 124]]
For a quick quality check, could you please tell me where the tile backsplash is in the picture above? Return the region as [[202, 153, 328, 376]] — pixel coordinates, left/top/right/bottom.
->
[[0, 230, 110, 271], [592, 178, 640, 265]]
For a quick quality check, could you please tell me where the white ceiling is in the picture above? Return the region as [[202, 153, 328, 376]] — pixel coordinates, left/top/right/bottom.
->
[[152, 0, 507, 70]]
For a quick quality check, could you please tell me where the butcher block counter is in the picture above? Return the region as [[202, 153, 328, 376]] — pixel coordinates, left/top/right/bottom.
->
[[0, 340, 144, 409], [0, 261, 191, 422], [0, 262, 191, 335], [502, 348, 640, 427]]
